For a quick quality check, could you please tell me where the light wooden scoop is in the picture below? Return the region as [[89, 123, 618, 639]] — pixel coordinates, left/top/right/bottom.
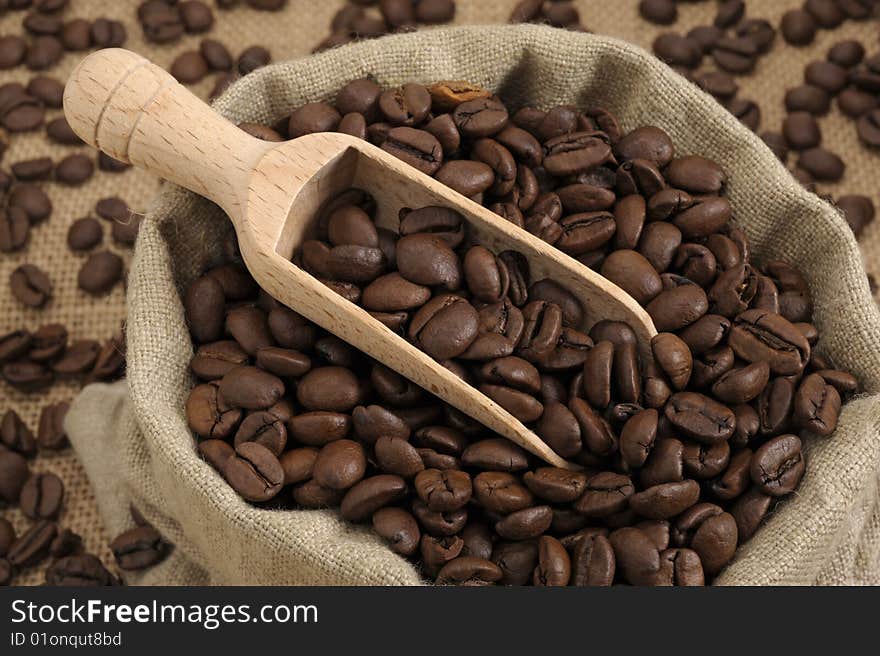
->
[[64, 48, 657, 469]]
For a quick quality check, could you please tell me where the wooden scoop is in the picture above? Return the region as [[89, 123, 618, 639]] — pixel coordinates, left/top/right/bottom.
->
[[64, 48, 657, 469]]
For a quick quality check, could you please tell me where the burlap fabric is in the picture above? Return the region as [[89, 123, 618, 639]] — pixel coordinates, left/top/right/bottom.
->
[[61, 24, 880, 586], [3, 0, 879, 586]]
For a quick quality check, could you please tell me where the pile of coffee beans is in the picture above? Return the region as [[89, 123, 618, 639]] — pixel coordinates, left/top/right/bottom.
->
[[0, 0, 183, 587], [317, 0, 457, 53], [183, 77, 857, 585], [636, 1, 877, 243]]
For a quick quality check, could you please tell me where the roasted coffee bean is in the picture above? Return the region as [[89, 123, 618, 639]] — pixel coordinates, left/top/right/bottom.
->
[[781, 9, 816, 46], [0, 207, 29, 252], [629, 480, 700, 519], [409, 295, 478, 360], [37, 401, 68, 450], [751, 434, 805, 496], [296, 366, 362, 412], [452, 97, 508, 138], [170, 50, 209, 84], [473, 472, 533, 515], [110, 525, 170, 570], [728, 309, 810, 376], [0, 35, 27, 69], [665, 392, 735, 443], [237, 45, 270, 75], [3, 359, 54, 392], [90, 18, 126, 48], [415, 468, 471, 512], [712, 36, 758, 74], [602, 250, 662, 306], [837, 195, 875, 237], [461, 438, 528, 472], [224, 441, 283, 502], [67, 217, 103, 251], [639, 0, 677, 25], [55, 153, 94, 185], [312, 439, 366, 490], [46, 554, 115, 587], [645, 284, 708, 332], [7, 520, 56, 568], [495, 505, 553, 540], [218, 365, 284, 410], [9, 184, 52, 223], [609, 527, 660, 585], [10, 264, 52, 307], [340, 474, 407, 522], [234, 411, 287, 455], [381, 127, 443, 176], [13, 157, 53, 181], [372, 507, 420, 556], [730, 486, 772, 541], [19, 472, 64, 519], [523, 468, 587, 504], [0, 447, 29, 503], [292, 479, 344, 508], [797, 147, 844, 181], [77, 251, 123, 295], [653, 33, 702, 69]]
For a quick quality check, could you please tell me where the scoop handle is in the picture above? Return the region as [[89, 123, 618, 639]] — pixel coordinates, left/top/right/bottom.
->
[[63, 48, 269, 218]]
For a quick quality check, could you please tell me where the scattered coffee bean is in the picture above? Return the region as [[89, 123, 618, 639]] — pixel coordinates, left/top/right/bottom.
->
[[77, 251, 124, 295]]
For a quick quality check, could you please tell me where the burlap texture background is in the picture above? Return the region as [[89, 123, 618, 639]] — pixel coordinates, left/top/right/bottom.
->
[[2, 0, 878, 585], [66, 24, 880, 585]]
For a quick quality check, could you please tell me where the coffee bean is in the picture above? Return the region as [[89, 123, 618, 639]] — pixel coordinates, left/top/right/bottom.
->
[[55, 153, 94, 185], [0, 207, 29, 252], [653, 33, 702, 69], [237, 45, 270, 75], [10, 264, 52, 307], [25, 35, 62, 70], [0, 35, 26, 69], [220, 365, 284, 410], [736, 19, 776, 53], [639, 0, 677, 25], [714, 0, 744, 28], [380, 127, 443, 175], [728, 309, 810, 376], [110, 525, 170, 570], [179, 1, 214, 32], [372, 507, 420, 555], [785, 84, 830, 115], [828, 40, 865, 69], [750, 434, 805, 497], [857, 109, 880, 148], [90, 18, 126, 48], [20, 472, 64, 519], [712, 36, 758, 75], [780, 9, 816, 46], [804, 0, 844, 28], [837, 195, 875, 237], [609, 527, 660, 585], [223, 441, 284, 502], [77, 251, 123, 295], [170, 51, 209, 84], [60, 18, 92, 51], [13, 157, 53, 181], [340, 474, 407, 522], [46, 554, 115, 587], [37, 402, 68, 450], [7, 520, 56, 568], [3, 359, 54, 392], [783, 112, 821, 150], [296, 366, 361, 412]]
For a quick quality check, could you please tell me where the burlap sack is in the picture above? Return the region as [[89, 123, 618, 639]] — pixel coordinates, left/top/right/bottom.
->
[[65, 24, 880, 585]]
